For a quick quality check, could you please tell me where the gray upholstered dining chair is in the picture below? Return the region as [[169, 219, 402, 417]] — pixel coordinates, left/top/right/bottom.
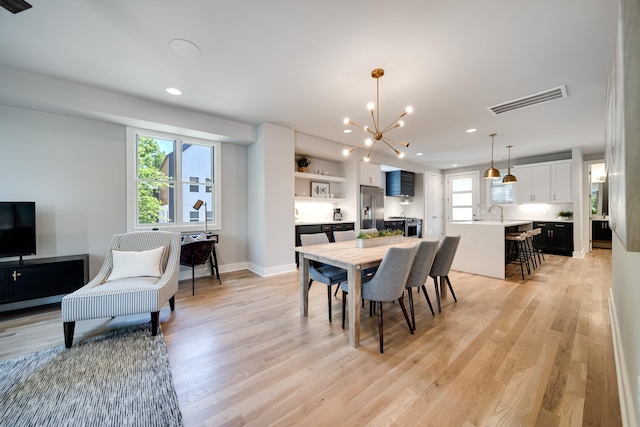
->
[[429, 235, 461, 313], [333, 230, 357, 242], [405, 240, 439, 331], [340, 245, 417, 353], [300, 233, 347, 322], [331, 229, 378, 296]]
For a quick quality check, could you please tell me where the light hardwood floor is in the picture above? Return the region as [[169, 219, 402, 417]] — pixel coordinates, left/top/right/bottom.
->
[[0, 249, 621, 426]]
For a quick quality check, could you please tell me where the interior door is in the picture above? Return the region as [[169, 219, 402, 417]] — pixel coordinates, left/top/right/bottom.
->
[[424, 172, 444, 238]]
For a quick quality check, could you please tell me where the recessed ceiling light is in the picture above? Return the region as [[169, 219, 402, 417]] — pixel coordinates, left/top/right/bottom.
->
[[452, 164, 459, 167], [166, 88, 182, 96], [169, 39, 201, 59], [416, 153, 423, 156], [343, 129, 352, 133], [466, 128, 477, 133]]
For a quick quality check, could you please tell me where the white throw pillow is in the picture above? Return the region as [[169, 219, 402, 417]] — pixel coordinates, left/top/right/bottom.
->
[[107, 246, 165, 281]]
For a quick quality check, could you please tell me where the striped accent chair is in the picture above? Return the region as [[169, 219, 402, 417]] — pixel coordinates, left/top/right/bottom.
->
[[62, 231, 181, 348]]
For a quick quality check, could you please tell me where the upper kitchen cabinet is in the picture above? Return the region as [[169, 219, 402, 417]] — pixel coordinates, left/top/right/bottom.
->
[[386, 170, 415, 197], [550, 161, 571, 202], [515, 161, 571, 204], [360, 161, 382, 187]]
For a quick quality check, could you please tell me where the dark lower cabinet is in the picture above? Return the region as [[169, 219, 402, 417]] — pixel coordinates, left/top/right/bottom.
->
[[533, 222, 573, 256], [592, 220, 612, 241], [295, 223, 354, 265], [0, 255, 89, 309]]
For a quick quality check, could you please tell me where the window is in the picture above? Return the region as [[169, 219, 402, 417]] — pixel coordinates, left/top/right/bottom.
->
[[189, 177, 199, 193], [446, 172, 479, 222], [488, 172, 514, 204], [126, 127, 221, 231]]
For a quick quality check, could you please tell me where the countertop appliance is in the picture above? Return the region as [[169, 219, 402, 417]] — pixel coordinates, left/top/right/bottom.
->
[[360, 185, 385, 231], [333, 208, 343, 221], [387, 216, 422, 238]]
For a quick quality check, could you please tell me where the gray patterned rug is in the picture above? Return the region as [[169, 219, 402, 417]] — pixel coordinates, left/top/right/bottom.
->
[[0, 323, 183, 426]]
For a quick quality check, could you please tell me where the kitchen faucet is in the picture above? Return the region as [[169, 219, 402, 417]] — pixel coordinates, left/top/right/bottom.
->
[[489, 205, 503, 222]]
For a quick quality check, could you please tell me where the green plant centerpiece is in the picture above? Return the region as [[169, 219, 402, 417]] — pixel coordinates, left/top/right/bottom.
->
[[557, 210, 573, 219], [356, 229, 404, 248], [296, 155, 313, 173]]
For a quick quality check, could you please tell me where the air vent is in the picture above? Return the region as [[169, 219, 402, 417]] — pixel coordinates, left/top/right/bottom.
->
[[487, 85, 568, 115]]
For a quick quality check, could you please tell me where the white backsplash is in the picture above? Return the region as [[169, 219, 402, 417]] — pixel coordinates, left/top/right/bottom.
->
[[479, 203, 574, 221], [295, 201, 338, 223]]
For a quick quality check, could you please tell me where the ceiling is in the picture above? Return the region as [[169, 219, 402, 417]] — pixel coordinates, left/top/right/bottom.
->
[[0, 1, 618, 169]]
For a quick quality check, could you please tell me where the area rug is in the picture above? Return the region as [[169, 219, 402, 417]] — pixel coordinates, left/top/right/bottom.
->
[[0, 323, 183, 426]]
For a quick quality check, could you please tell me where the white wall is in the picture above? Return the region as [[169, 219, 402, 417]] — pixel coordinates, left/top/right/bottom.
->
[[612, 234, 640, 426], [0, 105, 125, 275], [247, 123, 296, 276]]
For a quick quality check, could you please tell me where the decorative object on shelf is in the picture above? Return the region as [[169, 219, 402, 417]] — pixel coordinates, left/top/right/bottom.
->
[[356, 229, 404, 248], [311, 181, 329, 198], [483, 133, 501, 179], [342, 68, 412, 161], [193, 199, 208, 232], [296, 155, 313, 172], [502, 145, 517, 184], [557, 210, 573, 219]]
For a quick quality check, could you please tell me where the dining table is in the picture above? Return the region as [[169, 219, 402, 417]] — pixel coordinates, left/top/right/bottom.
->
[[295, 238, 422, 348]]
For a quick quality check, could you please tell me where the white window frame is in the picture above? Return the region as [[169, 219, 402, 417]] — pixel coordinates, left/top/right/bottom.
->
[[486, 169, 515, 205], [126, 127, 222, 232], [445, 171, 479, 222]]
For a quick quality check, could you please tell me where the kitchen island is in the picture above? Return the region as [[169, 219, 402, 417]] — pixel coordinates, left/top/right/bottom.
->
[[447, 220, 532, 279]]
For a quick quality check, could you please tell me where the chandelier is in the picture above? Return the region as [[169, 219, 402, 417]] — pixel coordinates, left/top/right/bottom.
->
[[342, 69, 412, 161]]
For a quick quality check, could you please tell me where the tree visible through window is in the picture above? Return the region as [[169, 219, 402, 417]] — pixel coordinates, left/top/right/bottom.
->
[[136, 136, 174, 225]]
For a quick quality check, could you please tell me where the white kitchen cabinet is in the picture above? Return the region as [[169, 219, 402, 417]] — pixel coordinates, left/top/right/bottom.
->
[[515, 161, 571, 204], [551, 161, 571, 202], [516, 164, 550, 203], [360, 161, 381, 187]]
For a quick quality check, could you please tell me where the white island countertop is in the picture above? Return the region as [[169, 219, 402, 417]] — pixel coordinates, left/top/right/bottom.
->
[[452, 220, 533, 227], [447, 220, 533, 279]]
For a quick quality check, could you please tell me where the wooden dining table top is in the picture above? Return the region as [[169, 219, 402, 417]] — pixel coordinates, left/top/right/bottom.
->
[[294, 238, 424, 269]]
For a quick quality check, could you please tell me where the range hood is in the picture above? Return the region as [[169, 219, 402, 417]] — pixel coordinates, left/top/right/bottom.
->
[[385, 170, 415, 197]]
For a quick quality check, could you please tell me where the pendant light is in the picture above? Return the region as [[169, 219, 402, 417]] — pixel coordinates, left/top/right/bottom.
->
[[502, 145, 517, 183], [483, 133, 501, 179]]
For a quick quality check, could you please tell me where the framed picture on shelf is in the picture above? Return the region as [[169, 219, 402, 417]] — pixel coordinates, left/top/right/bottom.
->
[[311, 181, 329, 198]]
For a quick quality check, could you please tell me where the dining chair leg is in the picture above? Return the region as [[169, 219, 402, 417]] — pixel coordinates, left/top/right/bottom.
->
[[190, 258, 195, 296], [398, 297, 414, 335], [444, 275, 457, 303], [327, 285, 333, 322], [420, 285, 435, 316], [341, 290, 347, 329], [407, 288, 416, 331], [334, 285, 339, 297], [433, 277, 441, 313], [377, 301, 384, 353]]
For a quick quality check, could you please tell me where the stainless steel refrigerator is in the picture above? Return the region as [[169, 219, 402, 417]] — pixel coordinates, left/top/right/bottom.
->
[[360, 185, 385, 231]]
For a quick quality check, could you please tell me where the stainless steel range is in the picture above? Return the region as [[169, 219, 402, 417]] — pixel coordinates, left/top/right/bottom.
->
[[386, 217, 422, 238]]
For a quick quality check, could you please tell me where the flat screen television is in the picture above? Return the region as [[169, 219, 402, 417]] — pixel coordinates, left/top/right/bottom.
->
[[0, 201, 36, 262]]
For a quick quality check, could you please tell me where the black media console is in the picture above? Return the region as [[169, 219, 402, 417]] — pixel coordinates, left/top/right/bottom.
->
[[0, 254, 88, 311]]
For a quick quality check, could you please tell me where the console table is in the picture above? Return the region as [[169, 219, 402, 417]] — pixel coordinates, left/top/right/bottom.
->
[[0, 254, 89, 312]]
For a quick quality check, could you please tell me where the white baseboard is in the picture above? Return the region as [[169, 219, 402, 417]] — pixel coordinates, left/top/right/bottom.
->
[[609, 289, 638, 427], [178, 261, 248, 281], [247, 262, 297, 277], [572, 250, 585, 258]]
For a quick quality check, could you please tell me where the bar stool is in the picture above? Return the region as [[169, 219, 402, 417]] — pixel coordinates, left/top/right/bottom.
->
[[530, 228, 545, 264], [524, 230, 538, 270], [505, 232, 531, 280]]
